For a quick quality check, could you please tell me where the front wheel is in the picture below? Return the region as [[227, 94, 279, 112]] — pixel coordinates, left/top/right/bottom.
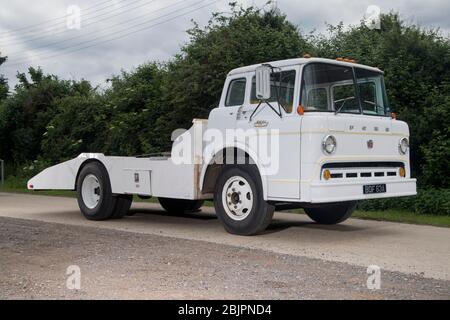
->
[[214, 165, 274, 236], [304, 201, 357, 225]]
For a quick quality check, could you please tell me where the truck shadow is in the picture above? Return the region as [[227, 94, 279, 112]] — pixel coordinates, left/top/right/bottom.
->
[[127, 207, 375, 234], [34, 207, 395, 238], [265, 219, 368, 234], [127, 208, 217, 220]]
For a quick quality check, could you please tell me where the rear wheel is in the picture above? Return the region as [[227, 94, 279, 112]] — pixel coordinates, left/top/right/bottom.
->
[[304, 201, 357, 225], [111, 195, 133, 219], [77, 162, 117, 221], [158, 197, 204, 214], [214, 165, 274, 236]]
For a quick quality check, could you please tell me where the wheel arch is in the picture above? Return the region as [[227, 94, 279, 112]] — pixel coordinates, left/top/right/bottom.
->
[[74, 158, 110, 191], [200, 146, 268, 200]]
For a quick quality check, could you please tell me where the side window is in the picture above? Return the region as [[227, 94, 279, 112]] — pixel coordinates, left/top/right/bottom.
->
[[225, 78, 246, 106], [250, 70, 296, 113]]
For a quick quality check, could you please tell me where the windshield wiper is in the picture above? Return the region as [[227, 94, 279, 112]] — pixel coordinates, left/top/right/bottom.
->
[[362, 100, 388, 115], [334, 96, 355, 115]]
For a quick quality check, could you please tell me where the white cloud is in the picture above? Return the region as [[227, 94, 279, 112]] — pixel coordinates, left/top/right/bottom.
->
[[0, 0, 448, 89]]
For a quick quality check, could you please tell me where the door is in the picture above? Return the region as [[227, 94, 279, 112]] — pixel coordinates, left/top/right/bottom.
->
[[235, 67, 301, 200], [208, 76, 247, 133]]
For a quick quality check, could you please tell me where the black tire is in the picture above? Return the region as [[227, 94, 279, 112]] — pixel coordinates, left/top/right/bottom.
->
[[111, 195, 133, 219], [158, 197, 204, 214], [304, 201, 357, 225], [76, 162, 117, 221], [214, 165, 274, 236]]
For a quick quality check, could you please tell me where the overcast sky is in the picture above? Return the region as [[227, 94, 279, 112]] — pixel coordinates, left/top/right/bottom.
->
[[0, 0, 449, 89]]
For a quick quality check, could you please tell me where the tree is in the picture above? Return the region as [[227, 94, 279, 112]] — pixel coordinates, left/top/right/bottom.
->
[[0, 52, 8, 100], [419, 84, 450, 188], [0, 67, 89, 165], [41, 92, 107, 164], [100, 62, 167, 156], [158, 4, 312, 147], [312, 13, 450, 181]]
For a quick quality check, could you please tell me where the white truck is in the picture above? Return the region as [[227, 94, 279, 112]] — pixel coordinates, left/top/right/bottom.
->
[[28, 57, 417, 235]]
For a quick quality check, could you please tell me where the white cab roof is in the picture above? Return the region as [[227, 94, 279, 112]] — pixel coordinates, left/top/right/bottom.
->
[[228, 57, 382, 76]]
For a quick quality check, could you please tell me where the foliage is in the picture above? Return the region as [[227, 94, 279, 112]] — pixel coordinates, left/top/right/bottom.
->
[[310, 14, 450, 179], [357, 188, 450, 216], [100, 62, 167, 155], [41, 93, 108, 163], [417, 84, 450, 188], [0, 52, 7, 100], [0, 67, 89, 166], [158, 4, 312, 146]]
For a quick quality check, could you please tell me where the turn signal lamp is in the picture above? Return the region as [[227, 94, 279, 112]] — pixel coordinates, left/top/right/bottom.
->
[[323, 169, 331, 180], [297, 105, 305, 115]]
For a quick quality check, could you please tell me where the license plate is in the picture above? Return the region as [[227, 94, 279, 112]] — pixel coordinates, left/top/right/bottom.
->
[[363, 184, 386, 194]]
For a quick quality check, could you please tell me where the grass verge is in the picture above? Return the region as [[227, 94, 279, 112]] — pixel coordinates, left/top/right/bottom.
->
[[0, 179, 76, 198], [351, 210, 450, 228]]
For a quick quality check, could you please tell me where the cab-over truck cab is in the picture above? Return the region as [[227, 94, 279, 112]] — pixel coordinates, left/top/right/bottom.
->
[[204, 57, 415, 233]]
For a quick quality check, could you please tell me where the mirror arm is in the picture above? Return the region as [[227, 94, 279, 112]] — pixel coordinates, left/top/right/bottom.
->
[[267, 101, 283, 118], [249, 100, 282, 122], [251, 64, 284, 122], [249, 101, 262, 122]]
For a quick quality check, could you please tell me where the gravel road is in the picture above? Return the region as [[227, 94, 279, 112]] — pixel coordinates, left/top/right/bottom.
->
[[0, 192, 449, 299], [1, 216, 449, 299]]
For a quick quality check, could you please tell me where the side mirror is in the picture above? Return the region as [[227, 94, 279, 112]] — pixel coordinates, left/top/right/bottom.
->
[[255, 65, 271, 100]]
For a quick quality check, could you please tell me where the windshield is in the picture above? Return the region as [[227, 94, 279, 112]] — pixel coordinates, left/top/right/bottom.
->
[[300, 63, 390, 116]]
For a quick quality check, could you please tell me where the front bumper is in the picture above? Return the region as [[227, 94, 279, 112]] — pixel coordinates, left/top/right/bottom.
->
[[308, 178, 417, 203]]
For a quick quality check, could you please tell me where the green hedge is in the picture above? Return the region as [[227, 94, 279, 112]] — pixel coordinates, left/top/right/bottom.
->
[[357, 189, 450, 216]]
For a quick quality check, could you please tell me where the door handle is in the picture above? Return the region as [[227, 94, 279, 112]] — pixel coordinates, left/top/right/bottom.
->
[[236, 106, 245, 120]]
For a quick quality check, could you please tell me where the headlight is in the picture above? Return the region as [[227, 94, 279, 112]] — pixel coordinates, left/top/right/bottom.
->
[[399, 138, 409, 155], [322, 135, 337, 154]]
